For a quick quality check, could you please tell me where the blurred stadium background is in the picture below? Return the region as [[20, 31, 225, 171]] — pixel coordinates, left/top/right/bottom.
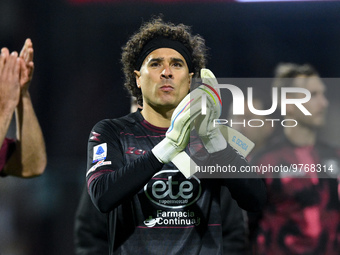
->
[[1, 0, 340, 254]]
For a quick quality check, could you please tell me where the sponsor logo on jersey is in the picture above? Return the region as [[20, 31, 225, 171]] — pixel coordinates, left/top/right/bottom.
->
[[143, 210, 201, 228], [93, 143, 107, 163], [144, 170, 202, 209]]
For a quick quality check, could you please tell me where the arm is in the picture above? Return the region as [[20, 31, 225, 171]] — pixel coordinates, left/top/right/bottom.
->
[[194, 69, 266, 211], [192, 133, 267, 212], [4, 39, 47, 177], [0, 48, 21, 172], [86, 120, 164, 213], [213, 146, 267, 212]]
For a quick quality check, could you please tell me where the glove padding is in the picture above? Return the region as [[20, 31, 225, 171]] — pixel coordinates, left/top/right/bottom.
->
[[152, 87, 203, 164], [195, 69, 227, 153]]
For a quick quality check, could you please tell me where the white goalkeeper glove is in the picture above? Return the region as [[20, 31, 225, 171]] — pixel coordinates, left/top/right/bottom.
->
[[195, 69, 227, 153], [152, 87, 203, 164]]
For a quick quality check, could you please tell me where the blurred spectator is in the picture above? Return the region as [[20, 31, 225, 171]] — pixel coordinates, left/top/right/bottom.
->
[[249, 63, 340, 255]]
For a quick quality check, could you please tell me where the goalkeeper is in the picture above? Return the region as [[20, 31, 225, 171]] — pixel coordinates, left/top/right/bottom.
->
[[85, 17, 266, 255]]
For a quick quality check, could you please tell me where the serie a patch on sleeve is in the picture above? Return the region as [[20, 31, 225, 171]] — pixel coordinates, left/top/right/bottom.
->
[[93, 143, 107, 163]]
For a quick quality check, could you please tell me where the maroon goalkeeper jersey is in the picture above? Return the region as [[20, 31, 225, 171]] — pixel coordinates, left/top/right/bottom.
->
[[86, 110, 266, 255], [250, 135, 340, 255]]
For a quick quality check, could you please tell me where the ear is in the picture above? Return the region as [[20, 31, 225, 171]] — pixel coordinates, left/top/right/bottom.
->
[[188, 72, 194, 89], [134, 70, 141, 88]]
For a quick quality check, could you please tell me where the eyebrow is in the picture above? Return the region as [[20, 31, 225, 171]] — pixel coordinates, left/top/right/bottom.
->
[[148, 57, 186, 64], [148, 57, 163, 63], [171, 57, 185, 63]]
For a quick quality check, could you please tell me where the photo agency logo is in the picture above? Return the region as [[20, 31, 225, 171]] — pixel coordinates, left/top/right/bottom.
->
[[189, 76, 334, 178], [198, 79, 312, 128]]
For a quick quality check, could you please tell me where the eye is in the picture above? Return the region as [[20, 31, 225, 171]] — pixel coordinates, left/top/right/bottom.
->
[[150, 62, 160, 67], [172, 62, 183, 68]]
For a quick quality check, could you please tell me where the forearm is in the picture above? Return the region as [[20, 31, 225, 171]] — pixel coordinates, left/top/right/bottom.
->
[[0, 49, 20, 148], [0, 109, 15, 175], [0, 108, 15, 149], [211, 146, 267, 212], [88, 151, 163, 213], [5, 90, 46, 177]]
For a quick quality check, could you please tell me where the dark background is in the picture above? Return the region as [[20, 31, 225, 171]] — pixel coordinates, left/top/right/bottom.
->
[[0, 0, 340, 254]]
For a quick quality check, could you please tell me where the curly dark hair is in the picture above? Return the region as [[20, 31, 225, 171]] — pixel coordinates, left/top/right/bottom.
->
[[121, 17, 208, 106]]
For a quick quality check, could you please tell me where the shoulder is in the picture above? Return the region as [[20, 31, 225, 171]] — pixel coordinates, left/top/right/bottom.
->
[[92, 111, 142, 133]]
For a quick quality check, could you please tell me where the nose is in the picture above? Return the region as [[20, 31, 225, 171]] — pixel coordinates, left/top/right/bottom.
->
[[321, 94, 329, 109], [161, 65, 173, 79]]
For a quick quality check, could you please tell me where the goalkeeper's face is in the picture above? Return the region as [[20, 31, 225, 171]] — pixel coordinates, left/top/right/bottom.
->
[[134, 48, 193, 112]]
